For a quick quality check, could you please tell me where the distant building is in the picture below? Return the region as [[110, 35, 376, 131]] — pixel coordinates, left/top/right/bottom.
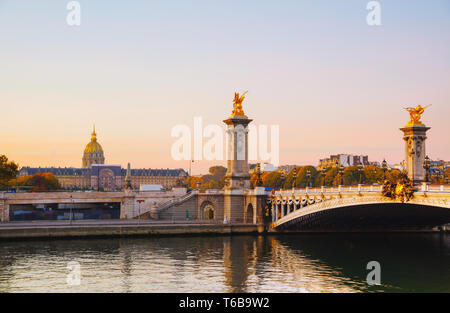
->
[[261, 163, 278, 172], [318, 154, 369, 170], [429, 159, 449, 177], [82, 126, 105, 168], [140, 184, 164, 191], [279, 165, 299, 173], [392, 161, 406, 171], [249, 163, 278, 173], [18, 126, 188, 190]]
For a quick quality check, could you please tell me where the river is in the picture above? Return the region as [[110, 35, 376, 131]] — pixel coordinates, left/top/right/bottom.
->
[[0, 233, 448, 292]]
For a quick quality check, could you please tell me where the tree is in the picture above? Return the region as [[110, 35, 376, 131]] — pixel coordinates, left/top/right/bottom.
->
[[15, 172, 60, 191], [364, 165, 383, 185], [343, 166, 359, 186], [263, 171, 283, 188], [386, 169, 401, 183], [209, 166, 226, 179], [0, 155, 19, 187], [186, 176, 202, 189], [294, 166, 318, 188], [324, 167, 338, 186], [186, 166, 227, 190]]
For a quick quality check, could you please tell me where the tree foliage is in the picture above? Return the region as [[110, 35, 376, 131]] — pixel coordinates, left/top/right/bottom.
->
[[14, 173, 61, 192], [0, 155, 19, 186], [186, 166, 227, 190]]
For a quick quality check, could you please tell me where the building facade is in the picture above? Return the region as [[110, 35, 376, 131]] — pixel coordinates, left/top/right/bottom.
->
[[82, 126, 105, 168], [18, 127, 188, 190], [318, 154, 369, 170]]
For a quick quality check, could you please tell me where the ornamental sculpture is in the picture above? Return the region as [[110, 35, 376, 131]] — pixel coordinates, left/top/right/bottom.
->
[[382, 171, 415, 203], [230, 91, 248, 118], [404, 105, 431, 126]]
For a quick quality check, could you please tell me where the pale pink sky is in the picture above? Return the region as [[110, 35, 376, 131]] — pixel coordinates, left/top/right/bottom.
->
[[1, 1, 449, 174]]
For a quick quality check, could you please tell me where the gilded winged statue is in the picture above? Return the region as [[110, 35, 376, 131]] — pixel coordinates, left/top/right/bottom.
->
[[404, 105, 431, 125], [231, 91, 248, 117]]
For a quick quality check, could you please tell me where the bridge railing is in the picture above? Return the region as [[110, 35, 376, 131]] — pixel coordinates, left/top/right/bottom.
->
[[274, 185, 383, 196], [274, 184, 450, 196]]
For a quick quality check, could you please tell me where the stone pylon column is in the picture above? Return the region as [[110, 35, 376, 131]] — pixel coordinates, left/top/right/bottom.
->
[[223, 116, 252, 190], [223, 92, 253, 223], [0, 192, 8, 222], [400, 124, 430, 184]]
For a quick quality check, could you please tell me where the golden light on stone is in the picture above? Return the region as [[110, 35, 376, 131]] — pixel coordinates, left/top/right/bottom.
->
[[82, 124, 105, 168], [404, 104, 431, 126], [230, 91, 248, 118]]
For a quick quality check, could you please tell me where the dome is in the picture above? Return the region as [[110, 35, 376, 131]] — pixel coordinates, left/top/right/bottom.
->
[[82, 125, 105, 168], [84, 140, 103, 153]]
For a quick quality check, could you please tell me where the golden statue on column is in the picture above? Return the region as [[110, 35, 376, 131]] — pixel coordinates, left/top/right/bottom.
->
[[230, 91, 248, 118], [404, 105, 431, 125]]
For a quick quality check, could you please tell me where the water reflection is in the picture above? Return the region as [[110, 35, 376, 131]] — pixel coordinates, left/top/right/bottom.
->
[[0, 234, 448, 292]]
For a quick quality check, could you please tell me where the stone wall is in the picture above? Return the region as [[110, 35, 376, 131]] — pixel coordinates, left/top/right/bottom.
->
[[158, 195, 199, 221]]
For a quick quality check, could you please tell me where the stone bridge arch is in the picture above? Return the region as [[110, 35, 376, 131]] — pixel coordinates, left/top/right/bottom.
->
[[272, 194, 450, 231]]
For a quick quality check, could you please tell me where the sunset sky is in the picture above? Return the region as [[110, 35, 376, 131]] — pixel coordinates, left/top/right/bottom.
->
[[1, 0, 449, 174]]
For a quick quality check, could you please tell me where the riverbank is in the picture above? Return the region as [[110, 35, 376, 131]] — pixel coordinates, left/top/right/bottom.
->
[[0, 220, 264, 240]]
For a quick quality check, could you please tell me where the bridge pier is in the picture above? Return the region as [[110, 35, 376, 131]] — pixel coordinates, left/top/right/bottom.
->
[[271, 204, 274, 223], [120, 191, 136, 219], [0, 193, 8, 223], [275, 203, 279, 222]]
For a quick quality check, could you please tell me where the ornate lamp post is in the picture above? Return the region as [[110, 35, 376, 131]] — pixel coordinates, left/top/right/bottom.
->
[[382, 159, 388, 180], [339, 166, 344, 186], [255, 163, 263, 187], [280, 171, 286, 190], [321, 167, 327, 187], [358, 164, 364, 185], [423, 155, 431, 183], [306, 169, 311, 188], [292, 167, 297, 189], [439, 161, 445, 185]]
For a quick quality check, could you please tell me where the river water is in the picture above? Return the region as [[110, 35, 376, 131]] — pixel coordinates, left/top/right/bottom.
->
[[0, 234, 448, 292]]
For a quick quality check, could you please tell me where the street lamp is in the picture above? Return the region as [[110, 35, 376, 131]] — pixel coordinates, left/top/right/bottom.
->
[[292, 167, 297, 189], [255, 163, 263, 187], [423, 155, 431, 183], [280, 171, 286, 190], [339, 166, 344, 186], [358, 164, 364, 185], [321, 167, 327, 187], [382, 159, 387, 180], [306, 169, 311, 188]]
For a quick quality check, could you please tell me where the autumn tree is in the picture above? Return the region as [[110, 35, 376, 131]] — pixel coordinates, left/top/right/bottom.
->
[[364, 165, 383, 185], [342, 166, 360, 185], [0, 155, 19, 187], [15, 172, 61, 192], [209, 166, 227, 179]]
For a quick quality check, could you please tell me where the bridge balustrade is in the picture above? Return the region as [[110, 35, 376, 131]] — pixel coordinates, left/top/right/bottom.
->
[[270, 184, 450, 228]]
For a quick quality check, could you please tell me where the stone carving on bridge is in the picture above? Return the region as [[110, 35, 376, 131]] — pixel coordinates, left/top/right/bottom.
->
[[382, 172, 415, 203], [404, 105, 431, 126]]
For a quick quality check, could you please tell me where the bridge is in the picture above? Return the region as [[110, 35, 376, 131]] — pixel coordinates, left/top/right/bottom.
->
[[269, 184, 450, 231], [0, 188, 189, 222]]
